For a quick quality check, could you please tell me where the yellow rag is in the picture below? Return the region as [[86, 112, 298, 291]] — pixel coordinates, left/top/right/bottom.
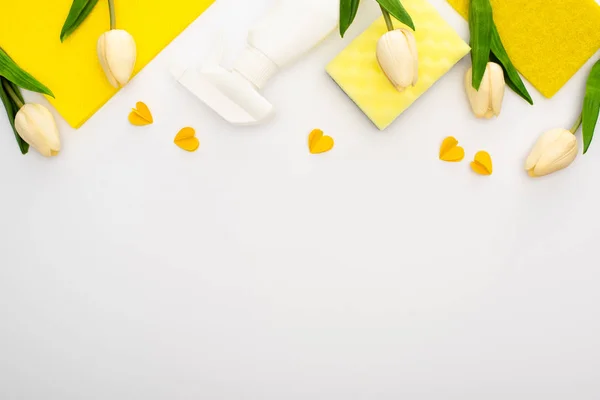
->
[[447, 0, 600, 98], [0, 0, 215, 128]]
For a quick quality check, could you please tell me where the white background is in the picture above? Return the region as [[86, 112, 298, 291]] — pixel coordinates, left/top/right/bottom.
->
[[2, 0, 600, 398]]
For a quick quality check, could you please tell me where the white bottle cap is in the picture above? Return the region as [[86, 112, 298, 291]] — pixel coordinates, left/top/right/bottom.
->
[[233, 45, 279, 89]]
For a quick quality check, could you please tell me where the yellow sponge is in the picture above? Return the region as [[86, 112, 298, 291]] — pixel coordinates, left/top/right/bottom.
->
[[326, 0, 470, 130], [447, 0, 600, 98]]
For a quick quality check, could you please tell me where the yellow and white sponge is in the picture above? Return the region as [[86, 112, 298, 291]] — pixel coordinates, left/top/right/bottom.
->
[[326, 0, 470, 130]]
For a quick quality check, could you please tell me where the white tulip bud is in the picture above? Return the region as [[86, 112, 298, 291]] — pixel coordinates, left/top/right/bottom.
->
[[14, 104, 61, 157], [97, 29, 137, 88], [376, 28, 418, 92], [525, 128, 579, 177], [465, 62, 505, 119]]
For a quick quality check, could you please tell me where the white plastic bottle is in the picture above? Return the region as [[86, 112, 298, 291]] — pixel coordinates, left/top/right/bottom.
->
[[171, 0, 338, 125]]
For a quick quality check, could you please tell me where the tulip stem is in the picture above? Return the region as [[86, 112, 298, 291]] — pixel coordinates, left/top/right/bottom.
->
[[3, 79, 24, 109], [570, 112, 583, 134], [108, 0, 116, 30], [381, 6, 395, 31]]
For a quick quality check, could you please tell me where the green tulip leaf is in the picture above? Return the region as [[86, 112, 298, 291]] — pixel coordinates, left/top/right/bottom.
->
[[340, 0, 360, 37], [469, 0, 492, 90], [7, 80, 25, 106], [0, 48, 54, 98], [0, 78, 28, 155], [375, 0, 415, 31], [582, 59, 600, 154], [489, 26, 533, 105], [60, 0, 100, 42]]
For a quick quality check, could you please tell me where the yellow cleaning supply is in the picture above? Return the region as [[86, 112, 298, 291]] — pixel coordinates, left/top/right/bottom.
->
[[0, 0, 215, 128], [327, 0, 470, 130], [447, 0, 600, 98]]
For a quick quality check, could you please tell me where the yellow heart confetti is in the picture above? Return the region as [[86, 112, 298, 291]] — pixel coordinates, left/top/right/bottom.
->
[[439, 136, 465, 162], [308, 129, 334, 154], [174, 127, 199, 152], [471, 151, 493, 175], [128, 102, 154, 126]]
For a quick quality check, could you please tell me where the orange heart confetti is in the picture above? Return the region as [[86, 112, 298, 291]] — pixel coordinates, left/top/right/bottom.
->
[[308, 129, 334, 154], [471, 151, 493, 175], [439, 136, 465, 162], [128, 102, 154, 126], [174, 127, 199, 152]]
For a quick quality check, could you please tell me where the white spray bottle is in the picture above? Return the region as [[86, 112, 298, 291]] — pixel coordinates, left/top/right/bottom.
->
[[171, 0, 339, 125]]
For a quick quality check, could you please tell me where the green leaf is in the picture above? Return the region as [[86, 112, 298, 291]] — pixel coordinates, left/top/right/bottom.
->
[[340, 0, 360, 38], [0, 48, 54, 98], [376, 0, 415, 31], [469, 0, 492, 90], [0, 78, 28, 154], [60, 0, 100, 42], [7, 80, 25, 106], [582, 59, 600, 154], [489, 26, 533, 105]]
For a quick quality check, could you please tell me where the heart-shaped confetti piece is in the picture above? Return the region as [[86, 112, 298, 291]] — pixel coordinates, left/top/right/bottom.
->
[[471, 151, 493, 175], [174, 127, 199, 152], [439, 136, 465, 162], [128, 102, 154, 126], [308, 129, 334, 154]]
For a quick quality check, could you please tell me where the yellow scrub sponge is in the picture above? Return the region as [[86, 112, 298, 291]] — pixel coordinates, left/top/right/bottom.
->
[[326, 0, 470, 130], [447, 0, 600, 98], [0, 0, 215, 128]]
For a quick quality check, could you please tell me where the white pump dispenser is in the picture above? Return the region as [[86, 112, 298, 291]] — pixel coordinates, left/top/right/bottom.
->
[[171, 0, 338, 125]]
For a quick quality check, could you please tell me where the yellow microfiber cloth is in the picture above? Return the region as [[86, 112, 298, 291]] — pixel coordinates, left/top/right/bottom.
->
[[447, 0, 600, 98], [0, 0, 215, 128], [327, 0, 470, 130]]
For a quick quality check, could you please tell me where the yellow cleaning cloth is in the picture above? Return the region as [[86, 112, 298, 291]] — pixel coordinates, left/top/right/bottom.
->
[[327, 0, 470, 130], [0, 0, 214, 128], [447, 0, 600, 98]]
